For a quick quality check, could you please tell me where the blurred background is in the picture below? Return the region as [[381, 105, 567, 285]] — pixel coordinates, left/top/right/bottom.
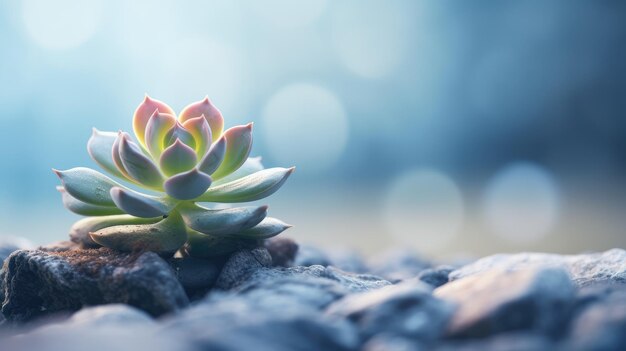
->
[[0, 0, 625, 260]]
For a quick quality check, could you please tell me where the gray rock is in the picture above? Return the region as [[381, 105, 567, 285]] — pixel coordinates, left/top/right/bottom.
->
[[564, 288, 626, 351], [1, 248, 189, 322], [417, 265, 454, 288], [1, 304, 189, 351], [168, 256, 221, 299], [294, 244, 333, 267], [0, 236, 33, 305], [435, 267, 575, 338], [161, 293, 359, 351], [450, 249, 626, 287], [327, 279, 454, 343], [435, 332, 553, 351], [369, 249, 432, 282], [0, 236, 33, 264], [215, 247, 273, 289], [264, 237, 299, 267], [363, 334, 426, 351]]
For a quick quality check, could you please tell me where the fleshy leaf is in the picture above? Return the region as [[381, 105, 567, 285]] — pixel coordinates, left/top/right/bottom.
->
[[53, 167, 123, 206], [210, 124, 253, 180], [111, 133, 131, 179], [212, 156, 264, 186], [163, 169, 212, 200], [180, 204, 268, 236], [110, 187, 175, 218], [184, 229, 245, 258], [233, 217, 291, 239], [182, 116, 211, 158], [133, 95, 175, 148], [119, 133, 164, 189], [58, 186, 124, 216], [90, 211, 187, 256], [70, 215, 160, 248], [178, 97, 224, 142], [196, 167, 294, 203], [159, 139, 198, 177], [164, 122, 196, 150], [144, 111, 177, 159], [87, 129, 126, 179], [197, 135, 226, 175]]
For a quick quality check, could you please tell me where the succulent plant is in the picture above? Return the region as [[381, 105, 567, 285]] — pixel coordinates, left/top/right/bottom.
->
[[54, 96, 294, 257]]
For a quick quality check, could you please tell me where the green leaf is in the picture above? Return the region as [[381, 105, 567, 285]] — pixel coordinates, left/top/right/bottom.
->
[[144, 111, 177, 159], [163, 169, 212, 200], [69, 214, 160, 247], [210, 124, 253, 180], [90, 211, 187, 256], [53, 167, 123, 206], [234, 217, 292, 239], [57, 186, 123, 216], [110, 186, 176, 218], [87, 128, 126, 179], [119, 133, 164, 189], [183, 229, 244, 258], [159, 139, 198, 176], [180, 204, 267, 236], [212, 156, 264, 186], [197, 135, 226, 175], [196, 167, 294, 203]]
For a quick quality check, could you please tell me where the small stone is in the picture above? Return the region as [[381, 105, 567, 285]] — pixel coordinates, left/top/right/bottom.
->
[[449, 249, 626, 287], [1, 248, 188, 322], [214, 247, 273, 289], [295, 244, 332, 267], [435, 332, 554, 351], [327, 279, 454, 344], [161, 293, 359, 351], [417, 265, 454, 288], [435, 267, 575, 338], [264, 237, 299, 267], [564, 287, 626, 351], [168, 256, 221, 299], [363, 334, 425, 351], [369, 249, 432, 283]]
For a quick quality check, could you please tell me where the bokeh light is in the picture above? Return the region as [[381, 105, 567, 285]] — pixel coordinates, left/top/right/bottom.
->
[[330, 0, 414, 78], [383, 169, 464, 253], [483, 162, 560, 244], [261, 83, 349, 174]]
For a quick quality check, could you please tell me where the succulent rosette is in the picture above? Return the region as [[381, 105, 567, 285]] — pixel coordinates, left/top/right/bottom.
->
[[54, 96, 294, 256]]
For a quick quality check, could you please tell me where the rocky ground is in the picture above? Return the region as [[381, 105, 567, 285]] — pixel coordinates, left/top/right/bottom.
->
[[0, 236, 625, 351]]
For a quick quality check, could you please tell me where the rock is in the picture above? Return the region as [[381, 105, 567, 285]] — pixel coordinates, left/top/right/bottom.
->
[[43, 304, 154, 328], [264, 237, 299, 267], [369, 249, 431, 282], [0, 305, 189, 351], [0, 236, 33, 264], [362, 334, 426, 351], [216, 249, 391, 311], [417, 265, 454, 288], [1, 248, 188, 322], [564, 287, 626, 351], [434, 332, 554, 351], [168, 256, 221, 299], [295, 244, 332, 267], [161, 293, 359, 351], [215, 247, 273, 289], [38, 240, 80, 252], [295, 244, 369, 273], [449, 249, 626, 287], [434, 267, 575, 338], [0, 236, 33, 304], [326, 279, 454, 344]]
